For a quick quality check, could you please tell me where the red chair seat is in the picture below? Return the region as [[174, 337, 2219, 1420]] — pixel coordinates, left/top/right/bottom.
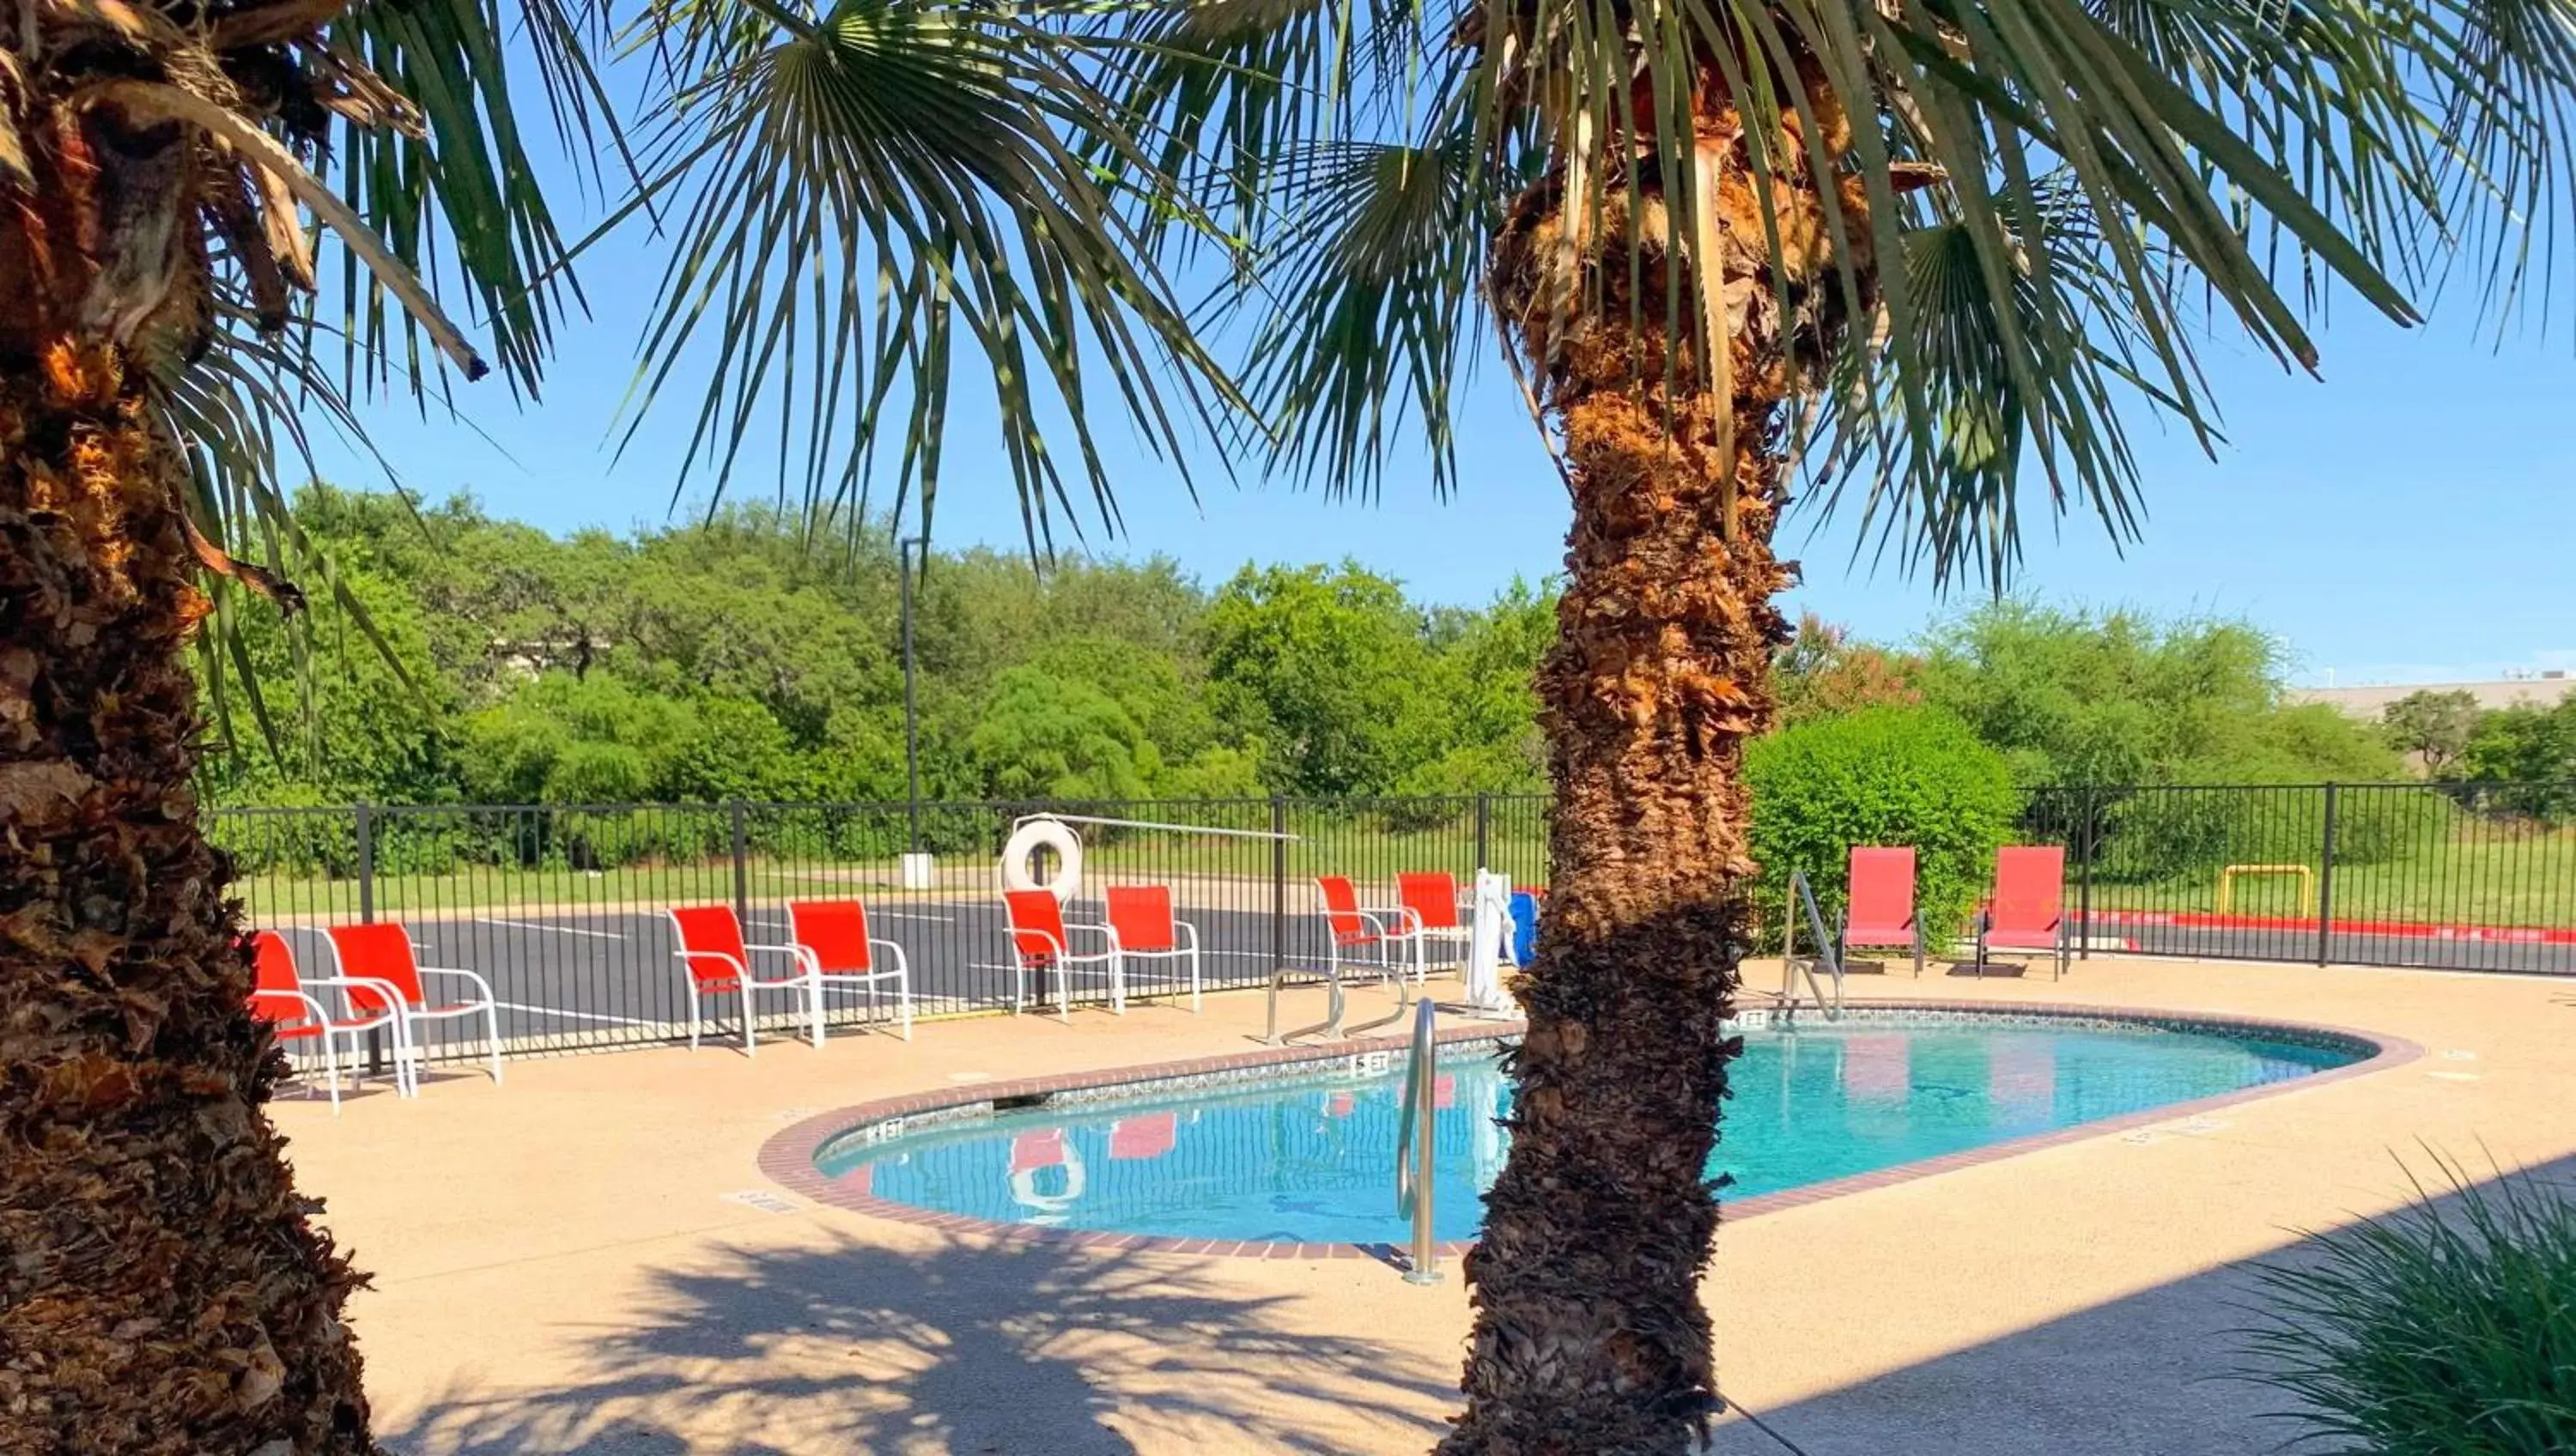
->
[[1844, 922, 1917, 945]]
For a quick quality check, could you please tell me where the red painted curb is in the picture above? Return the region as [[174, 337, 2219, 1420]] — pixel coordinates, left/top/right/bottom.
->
[[2087, 907, 2576, 945]]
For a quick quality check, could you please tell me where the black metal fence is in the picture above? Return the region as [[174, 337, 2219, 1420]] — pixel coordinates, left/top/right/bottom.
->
[[2020, 781, 2574, 974], [212, 782, 2572, 1065], [214, 794, 1550, 1065]]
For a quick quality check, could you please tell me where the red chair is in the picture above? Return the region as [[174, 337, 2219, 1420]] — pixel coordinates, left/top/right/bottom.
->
[[667, 905, 817, 1054], [1977, 846, 2070, 980], [1103, 884, 1201, 1013], [323, 923, 505, 1084], [786, 901, 914, 1040], [246, 931, 412, 1107], [1394, 871, 1473, 980], [1315, 876, 1410, 987], [1838, 846, 1926, 977], [1004, 889, 1123, 1021]]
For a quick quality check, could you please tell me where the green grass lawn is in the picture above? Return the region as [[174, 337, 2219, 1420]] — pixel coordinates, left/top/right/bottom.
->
[[2089, 829, 2576, 928]]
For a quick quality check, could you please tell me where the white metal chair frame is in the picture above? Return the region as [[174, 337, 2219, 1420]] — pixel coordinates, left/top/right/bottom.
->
[[1325, 903, 1413, 986], [668, 910, 817, 1055], [784, 922, 916, 1042], [252, 974, 417, 1107], [1009, 918, 1126, 1022], [321, 932, 504, 1087], [1109, 915, 1203, 1014]]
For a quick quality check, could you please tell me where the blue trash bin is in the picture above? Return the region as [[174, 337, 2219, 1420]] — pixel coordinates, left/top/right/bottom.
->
[[1508, 892, 1540, 967]]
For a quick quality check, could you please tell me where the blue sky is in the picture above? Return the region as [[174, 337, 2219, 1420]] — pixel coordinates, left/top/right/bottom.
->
[[309, 182, 2576, 690]]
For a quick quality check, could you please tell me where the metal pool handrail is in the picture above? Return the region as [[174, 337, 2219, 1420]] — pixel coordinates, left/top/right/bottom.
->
[[1264, 959, 1412, 1046], [1394, 997, 1440, 1284], [1779, 870, 1845, 1019]]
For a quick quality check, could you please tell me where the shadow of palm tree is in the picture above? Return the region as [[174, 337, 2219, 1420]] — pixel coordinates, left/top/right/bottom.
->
[[380, 1234, 1455, 1455]]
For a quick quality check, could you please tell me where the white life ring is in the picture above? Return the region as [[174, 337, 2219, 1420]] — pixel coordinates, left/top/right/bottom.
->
[[1001, 816, 1084, 899], [1008, 1142, 1088, 1223]]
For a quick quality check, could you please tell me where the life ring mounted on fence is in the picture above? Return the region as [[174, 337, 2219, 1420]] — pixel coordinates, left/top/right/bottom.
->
[[1000, 816, 1084, 900]]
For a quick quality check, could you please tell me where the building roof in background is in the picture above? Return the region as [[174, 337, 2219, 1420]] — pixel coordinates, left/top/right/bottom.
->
[[2292, 676, 2574, 716]]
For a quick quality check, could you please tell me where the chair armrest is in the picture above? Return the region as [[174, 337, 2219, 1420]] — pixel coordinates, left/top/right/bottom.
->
[[868, 938, 909, 975], [1373, 906, 1425, 936], [252, 986, 331, 1023], [1011, 928, 1069, 962], [416, 964, 498, 1004], [301, 976, 413, 1039], [1174, 919, 1200, 952], [674, 948, 750, 980]]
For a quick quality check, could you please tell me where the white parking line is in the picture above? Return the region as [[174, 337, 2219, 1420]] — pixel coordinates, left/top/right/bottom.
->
[[492, 1000, 657, 1026], [477, 917, 626, 941], [871, 910, 955, 923]]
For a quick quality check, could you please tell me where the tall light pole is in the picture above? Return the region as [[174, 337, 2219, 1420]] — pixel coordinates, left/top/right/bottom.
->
[[899, 535, 927, 856]]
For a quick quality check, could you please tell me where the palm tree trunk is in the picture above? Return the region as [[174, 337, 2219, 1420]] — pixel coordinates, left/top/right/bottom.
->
[[1444, 76, 1868, 1455], [0, 337, 379, 1452]]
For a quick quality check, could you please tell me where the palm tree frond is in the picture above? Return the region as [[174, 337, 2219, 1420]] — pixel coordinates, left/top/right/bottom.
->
[[1230, 128, 1497, 498], [1809, 183, 2211, 593], [319, 0, 621, 398], [612, 0, 1242, 547]]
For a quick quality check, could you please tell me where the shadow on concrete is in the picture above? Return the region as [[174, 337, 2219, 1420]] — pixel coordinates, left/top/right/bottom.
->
[[1710, 1151, 2576, 1456], [380, 1234, 1455, 1456]]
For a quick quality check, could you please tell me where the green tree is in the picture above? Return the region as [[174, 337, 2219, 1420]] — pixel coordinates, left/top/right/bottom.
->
[[1116, 0, 2576, 1442], [2, 3, 1232, 1444], [1203, 562, 1448, 796], [2381, 689, 2484, 779], [2464, 701, 2576, 821], [1918, 603, 2397, 786], [1773, 615, 1925, 728], [967, 667, 1160, 801]]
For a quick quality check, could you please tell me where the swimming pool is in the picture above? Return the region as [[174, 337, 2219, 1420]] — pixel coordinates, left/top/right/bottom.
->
[[799, 1011, 2373, 1248]]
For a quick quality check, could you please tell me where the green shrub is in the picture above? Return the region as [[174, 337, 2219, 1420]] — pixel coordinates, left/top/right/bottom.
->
[[1747, 707, 2019, 940], [2240, 1156, 2576, 1453]]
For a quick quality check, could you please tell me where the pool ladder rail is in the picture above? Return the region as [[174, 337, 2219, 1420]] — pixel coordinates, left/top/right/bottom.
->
[[1394, 998, 1441, 1285], [1262, 956, 1413, 1046], [1771, 870, 1846, 1022]]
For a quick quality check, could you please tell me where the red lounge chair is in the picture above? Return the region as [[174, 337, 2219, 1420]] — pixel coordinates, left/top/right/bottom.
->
[[1838, 846, 1927, 977], [1978, 846, 2071, 980], [246, 931, 413, 1107], [1104, 885, 1202, 1013], [324, 923, 505, 1085], [1005, 889, 1123, 1020], [1394, 871, 1474, 980], [668, 904, 819, 1054], [1315, 875, 1411, 986], [786, 900, 914, 1041]]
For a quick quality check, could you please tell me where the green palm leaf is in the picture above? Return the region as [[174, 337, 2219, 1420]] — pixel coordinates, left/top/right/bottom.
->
[[606, 0, 1248, 545]]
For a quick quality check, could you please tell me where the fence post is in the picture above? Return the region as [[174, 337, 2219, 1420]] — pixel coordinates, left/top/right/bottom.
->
[[1270, 796, 1289, 979], [355, 801, 381, 1073], [2316, 782, 2339, 967], [1474, 792, 1492, 871], [729, 799, 751, 926], [2076, 786, 2095, 962]]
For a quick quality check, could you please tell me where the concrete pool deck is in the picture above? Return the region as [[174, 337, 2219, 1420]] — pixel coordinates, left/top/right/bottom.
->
[[274, 955, 2576, 1455]]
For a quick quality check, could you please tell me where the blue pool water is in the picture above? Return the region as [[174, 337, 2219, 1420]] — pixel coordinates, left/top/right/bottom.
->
[[813, 1017, 2363, 1245]]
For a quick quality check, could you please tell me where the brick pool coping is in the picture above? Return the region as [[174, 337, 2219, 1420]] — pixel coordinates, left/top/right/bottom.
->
[[756, 1000, 2424, 1261]]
